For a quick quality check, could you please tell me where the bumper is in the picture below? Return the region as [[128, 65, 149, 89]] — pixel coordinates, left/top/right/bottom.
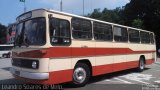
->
[[10, 68, 49, 80]]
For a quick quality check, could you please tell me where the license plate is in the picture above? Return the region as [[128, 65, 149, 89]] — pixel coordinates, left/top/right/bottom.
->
[[15, 71, 20, 76]]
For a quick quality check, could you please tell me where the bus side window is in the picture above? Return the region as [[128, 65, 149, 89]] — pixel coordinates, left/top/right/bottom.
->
[[140, 31, 150, 44], [93, 22, 113, 41], [71, 17, 92, 40], [128, 29, 140, 43], [113, 26, 128, 42], [49, 18, 71, 46], [150, 33, 155, 44]]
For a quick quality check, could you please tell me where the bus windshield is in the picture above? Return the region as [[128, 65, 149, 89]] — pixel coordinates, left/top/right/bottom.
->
[[14, 18, 46, 47]]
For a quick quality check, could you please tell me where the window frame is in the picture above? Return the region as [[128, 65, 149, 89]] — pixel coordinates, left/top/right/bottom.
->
[[15, 17, 46, 46], [93, 22, 113, 41], [150, 33, 155, 44], [49, 17, 71, 46], [140, 31, 150, 44], [113, 26, 128, 42], [128, 29, 140, 43], [71, 17, 92, 40]]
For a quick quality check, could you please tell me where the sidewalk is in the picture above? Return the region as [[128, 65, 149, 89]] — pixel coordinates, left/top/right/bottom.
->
[[155, 58, 160, 65]]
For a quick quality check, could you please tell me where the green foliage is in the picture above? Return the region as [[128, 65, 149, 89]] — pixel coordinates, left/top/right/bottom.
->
[[88, 8, 102, 20], [88, 7, 125, 25], [131, 19, 143, 29]]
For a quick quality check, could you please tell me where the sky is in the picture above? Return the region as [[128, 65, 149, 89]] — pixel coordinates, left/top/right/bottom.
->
[[0, 0, 129, 26]]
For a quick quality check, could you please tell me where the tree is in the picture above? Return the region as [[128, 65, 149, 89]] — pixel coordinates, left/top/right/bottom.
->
[[131, 19, 143, 29], [88, 8, 125, 25], [88, 8, 102, 20]]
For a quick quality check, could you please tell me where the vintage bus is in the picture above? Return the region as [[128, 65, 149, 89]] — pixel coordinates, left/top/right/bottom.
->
[[10, 9, 156, 86]]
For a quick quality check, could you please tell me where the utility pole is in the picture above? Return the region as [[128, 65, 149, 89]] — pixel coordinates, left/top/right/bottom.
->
[[60, 0, 63, 11], [20, 0, 26, 12], [24, 1, 26, 12], [83, 0, 84, 16]]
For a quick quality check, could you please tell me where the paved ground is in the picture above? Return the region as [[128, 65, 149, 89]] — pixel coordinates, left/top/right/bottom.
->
[[0, 58, 160, 90]]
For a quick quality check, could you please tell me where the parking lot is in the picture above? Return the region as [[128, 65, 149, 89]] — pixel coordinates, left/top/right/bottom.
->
[[0, 58, 160, 90]]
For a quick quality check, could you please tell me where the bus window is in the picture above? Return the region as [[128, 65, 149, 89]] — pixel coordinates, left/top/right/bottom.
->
[[72, 17, 92, 40], [113, 26, 128, 42], [150, 33, 155, 44], [50, 18, 71, 46], [128, 29, 140, 43], [24, 18, 46, 45], [93, 22, 113, 41], [140, 31, 150, 44]]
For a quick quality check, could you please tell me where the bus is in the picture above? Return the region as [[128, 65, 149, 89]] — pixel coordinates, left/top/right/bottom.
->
[[0, 24, 16, 58], [0, 44, 13, 58], [10, 9, 156, 86]]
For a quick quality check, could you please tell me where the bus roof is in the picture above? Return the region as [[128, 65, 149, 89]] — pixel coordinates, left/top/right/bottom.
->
[[17, 8, 154, 34]]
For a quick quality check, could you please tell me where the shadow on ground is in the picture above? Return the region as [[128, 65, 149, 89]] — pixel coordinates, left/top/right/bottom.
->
[[0, 78, 26, 84], [1, 67, 11, 71]]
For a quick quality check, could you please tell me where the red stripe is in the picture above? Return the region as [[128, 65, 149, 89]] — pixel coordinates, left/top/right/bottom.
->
[[13, 69, 73, 85], [13, 59, 154, 84], [12, 47, 156, 58], [146, 59, 154, 65], [92, 61, 139, 76]]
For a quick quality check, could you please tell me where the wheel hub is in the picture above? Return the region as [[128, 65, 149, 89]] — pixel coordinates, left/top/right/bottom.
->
[[73, 67, 86, 84]]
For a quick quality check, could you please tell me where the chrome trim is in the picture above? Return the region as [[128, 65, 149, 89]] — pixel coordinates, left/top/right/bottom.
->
[[10, 68, 49, 80]]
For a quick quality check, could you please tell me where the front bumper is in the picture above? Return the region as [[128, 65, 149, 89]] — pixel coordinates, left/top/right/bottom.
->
[[10, 68, 49, 80]]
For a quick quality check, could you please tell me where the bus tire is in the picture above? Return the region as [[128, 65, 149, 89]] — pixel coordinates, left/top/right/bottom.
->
[[137, 57, 145, 72], [72, 63, 91, 87]]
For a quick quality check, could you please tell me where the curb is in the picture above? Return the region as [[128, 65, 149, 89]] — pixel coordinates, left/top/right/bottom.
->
[[155, 62, 160, 65]]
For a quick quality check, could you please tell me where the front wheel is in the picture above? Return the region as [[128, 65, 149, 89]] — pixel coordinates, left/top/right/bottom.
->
[[72, 63, 91, 87]]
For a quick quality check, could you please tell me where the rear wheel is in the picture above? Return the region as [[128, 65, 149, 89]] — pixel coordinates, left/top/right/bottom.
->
[[137, 57, 145, 72], [72, 63, 91, 87]]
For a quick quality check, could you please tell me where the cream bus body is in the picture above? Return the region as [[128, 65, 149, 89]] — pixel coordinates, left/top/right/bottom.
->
[[10, 9, 156, 85]]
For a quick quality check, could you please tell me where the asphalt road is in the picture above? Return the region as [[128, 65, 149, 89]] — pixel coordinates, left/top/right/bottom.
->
[[0, 58, 160, 90]]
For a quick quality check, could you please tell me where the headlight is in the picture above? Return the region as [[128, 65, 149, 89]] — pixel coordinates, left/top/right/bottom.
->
[[32, 61, 37, 69]]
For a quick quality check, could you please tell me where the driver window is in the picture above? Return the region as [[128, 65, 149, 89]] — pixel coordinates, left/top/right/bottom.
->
[[49, 18, 71, 46]]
